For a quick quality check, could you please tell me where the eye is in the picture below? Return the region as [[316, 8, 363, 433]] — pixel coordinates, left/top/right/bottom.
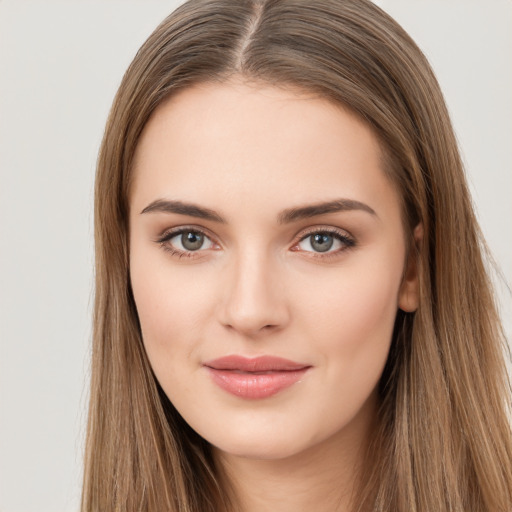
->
[[157, 228, 216, 256], [295, 229, 355, 255]]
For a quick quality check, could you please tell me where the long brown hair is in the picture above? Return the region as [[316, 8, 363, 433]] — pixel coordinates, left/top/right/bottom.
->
[[82, 1, 512, 510]]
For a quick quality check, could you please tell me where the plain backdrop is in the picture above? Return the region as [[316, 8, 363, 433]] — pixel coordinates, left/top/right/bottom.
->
[[0, 1, 510, 511]]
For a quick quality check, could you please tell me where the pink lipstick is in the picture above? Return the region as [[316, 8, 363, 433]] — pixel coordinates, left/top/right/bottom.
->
[[203, 355, 311, 399]]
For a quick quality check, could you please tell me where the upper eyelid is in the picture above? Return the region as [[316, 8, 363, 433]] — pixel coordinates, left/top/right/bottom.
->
[[155, 224, 354, 251], [298, 226, 350, 235], [157, 224, 352, 239], [295, 225, 353, 241], [157, 225, 217, 242]]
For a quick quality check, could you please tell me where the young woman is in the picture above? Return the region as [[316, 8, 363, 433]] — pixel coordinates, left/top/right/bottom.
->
[[81, 1, 512, 510]]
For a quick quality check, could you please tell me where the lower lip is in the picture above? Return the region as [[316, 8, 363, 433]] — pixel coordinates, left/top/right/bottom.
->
[[206, 367, 309, 399]]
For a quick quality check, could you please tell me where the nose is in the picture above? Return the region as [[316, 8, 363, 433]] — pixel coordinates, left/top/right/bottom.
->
[[217, 249, 290, 338]]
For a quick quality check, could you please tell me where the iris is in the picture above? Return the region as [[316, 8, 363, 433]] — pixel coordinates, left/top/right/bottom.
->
[[310, 233, 334, 252]]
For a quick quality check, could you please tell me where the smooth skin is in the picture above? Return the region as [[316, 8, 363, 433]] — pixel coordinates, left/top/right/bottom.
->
[[129, 80, 420, 511]]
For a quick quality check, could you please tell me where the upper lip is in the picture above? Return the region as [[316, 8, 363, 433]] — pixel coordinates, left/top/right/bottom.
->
[[203, 355, 310, 372]]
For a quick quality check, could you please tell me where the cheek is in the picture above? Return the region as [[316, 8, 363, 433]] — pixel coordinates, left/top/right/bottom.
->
[[328, 266, 399, 338], [129, 247, 214, 368], [294, 253, 403, 390]]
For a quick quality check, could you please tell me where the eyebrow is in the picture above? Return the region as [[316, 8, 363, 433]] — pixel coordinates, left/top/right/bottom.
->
[[140, 199, 226, 223], [278, 198, 377, 223], [140, 198, 377, 223]]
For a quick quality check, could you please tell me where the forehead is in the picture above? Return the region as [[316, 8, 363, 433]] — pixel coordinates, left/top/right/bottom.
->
[[130, 80, 401, 225]]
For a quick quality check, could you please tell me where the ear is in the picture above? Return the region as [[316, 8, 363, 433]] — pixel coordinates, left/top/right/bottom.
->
[[398, 223, 423, 313]]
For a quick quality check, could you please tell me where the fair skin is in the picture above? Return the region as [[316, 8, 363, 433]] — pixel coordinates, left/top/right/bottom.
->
[[129, 80, 419, 511]]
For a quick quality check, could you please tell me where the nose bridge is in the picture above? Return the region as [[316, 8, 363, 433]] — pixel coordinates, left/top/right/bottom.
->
[[219, 242, 288, 336]]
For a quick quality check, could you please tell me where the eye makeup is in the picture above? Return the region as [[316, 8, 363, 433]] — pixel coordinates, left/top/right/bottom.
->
[[154, 224, 356, 261], [155, 226, 218, 259], [291, 226, 356, 261]]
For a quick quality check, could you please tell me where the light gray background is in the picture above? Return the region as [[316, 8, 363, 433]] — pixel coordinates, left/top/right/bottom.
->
[[0, 1, 510, 511]]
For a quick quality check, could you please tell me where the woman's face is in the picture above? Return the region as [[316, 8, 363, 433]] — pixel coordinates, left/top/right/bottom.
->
[[129, 81, 418, 460]]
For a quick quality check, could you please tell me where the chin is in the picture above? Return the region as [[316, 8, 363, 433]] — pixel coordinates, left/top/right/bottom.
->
[[213, 437, 308, 461], [202, 420, 327, 462]]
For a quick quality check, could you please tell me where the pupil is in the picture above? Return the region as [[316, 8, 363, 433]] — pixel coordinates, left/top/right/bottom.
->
[[311, 233, 333, 252], [182, 231, 204, 251]]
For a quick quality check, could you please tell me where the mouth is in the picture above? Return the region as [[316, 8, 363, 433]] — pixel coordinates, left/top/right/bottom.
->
[[203, 355, 311, 399]]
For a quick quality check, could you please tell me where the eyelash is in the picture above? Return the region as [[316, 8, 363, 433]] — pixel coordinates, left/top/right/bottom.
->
[[155, 226, 217, 260], [292, 227, 356, 260], [155, 226, 356, 260]]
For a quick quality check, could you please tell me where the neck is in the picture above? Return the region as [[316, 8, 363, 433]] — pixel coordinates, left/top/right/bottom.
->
[[214, 394, 377, 512]]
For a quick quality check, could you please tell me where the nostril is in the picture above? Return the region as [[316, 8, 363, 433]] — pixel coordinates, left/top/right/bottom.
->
[[217, 265, 290, 335]]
